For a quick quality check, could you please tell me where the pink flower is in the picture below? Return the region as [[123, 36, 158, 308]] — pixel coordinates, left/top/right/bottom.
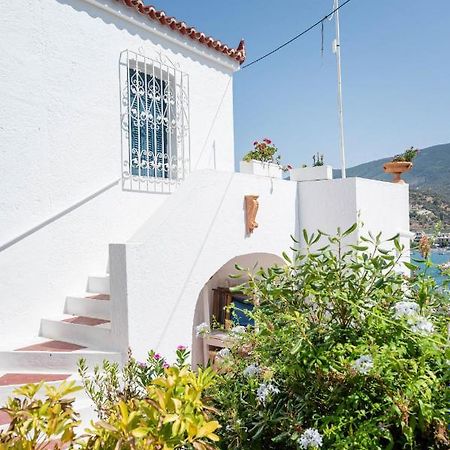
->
[[263, 138, 272, 144], [177, 345, 187, 351], [153, 353, 161, 360], [287, 164, 292, 170], [253, 141, 258, 146], [163, 362, 170, 369]]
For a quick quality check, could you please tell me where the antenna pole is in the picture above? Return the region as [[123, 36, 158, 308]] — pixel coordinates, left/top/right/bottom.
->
[[334, 0, 347, 178]]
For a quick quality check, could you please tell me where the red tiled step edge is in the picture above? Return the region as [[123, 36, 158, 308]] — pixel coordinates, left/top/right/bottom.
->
[[63, 316, 109, 326], [0, 373, 70, 387], [86, 294, 110, 300], [16, 340, 86, 352]]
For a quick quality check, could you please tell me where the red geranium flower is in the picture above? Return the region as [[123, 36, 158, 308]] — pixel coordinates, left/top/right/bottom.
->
[[263, 138, 272, 144]]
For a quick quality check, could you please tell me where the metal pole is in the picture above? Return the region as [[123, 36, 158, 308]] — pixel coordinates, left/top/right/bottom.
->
[[334, 0, 347, 178]]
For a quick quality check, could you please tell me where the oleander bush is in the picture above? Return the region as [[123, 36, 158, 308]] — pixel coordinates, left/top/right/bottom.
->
[[1, 226, 448, 450], [81, 365, 220, 450], [0, 348, 220, 450], [78, 346, 220, 449], [77, 346, 190, 419], [210, 225, 449, 449]]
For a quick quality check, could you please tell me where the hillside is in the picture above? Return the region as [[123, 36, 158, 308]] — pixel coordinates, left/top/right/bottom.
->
[[335, 143, 450, 232]]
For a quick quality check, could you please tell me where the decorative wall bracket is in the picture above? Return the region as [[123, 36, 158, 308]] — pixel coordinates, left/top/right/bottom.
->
[[245, 195, 259, 234]]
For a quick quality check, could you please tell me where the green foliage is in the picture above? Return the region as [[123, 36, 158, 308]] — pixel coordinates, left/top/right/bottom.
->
[[0, 347, 219, 450], [393, 147, 419, 163], [243, 139, 280, 164], [81, 366, 220, 450], [78, 347, 190, 419], [211, 226, 450, 449], [312, 153, 324, 167], [0, 381, 81, 450]]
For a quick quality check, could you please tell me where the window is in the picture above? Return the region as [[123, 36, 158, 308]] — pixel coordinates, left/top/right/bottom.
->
[[129, 68, 169, 178], [121, 51, 190, 192]]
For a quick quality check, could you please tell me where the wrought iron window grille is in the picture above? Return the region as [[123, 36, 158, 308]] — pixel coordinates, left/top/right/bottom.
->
[[120, 50, 190, 193]]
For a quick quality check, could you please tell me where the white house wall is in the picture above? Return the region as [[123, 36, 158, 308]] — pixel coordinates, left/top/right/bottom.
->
[[297, 178, 410, 255], [111, 170, 298, 360], [111, 172, 411, 361], [0, 0, 236, 341]]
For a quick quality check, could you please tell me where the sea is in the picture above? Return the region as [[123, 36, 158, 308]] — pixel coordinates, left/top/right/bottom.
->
[[411, 249, 450, 286]]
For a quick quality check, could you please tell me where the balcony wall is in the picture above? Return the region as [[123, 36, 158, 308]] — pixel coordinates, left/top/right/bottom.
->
[[110, 170, 410, 361]]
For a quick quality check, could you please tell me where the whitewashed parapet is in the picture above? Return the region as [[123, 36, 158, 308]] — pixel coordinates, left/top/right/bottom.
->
[[239, 160, 283, 179], [289, 165, 333, 182]]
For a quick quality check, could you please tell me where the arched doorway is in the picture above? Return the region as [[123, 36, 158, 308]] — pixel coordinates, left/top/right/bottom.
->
[[191, 253, 284, 367]]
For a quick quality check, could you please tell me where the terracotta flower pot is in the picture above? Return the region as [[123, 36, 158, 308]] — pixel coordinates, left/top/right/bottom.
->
[[383, 161, 412, 184]]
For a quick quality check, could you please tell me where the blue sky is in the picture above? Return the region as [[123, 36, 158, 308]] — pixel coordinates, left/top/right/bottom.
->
[[156, 0, 450, 169]]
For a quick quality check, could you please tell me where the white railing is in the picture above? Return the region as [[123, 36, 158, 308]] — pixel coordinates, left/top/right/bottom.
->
[[120, 50, 190, 193]]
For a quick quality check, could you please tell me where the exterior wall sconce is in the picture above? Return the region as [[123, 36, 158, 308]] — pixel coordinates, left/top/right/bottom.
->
[[245, 195, 259, 234]]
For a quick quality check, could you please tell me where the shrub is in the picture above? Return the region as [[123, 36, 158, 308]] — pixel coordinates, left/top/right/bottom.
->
[[78, 346, 190, 419], [243, 139, 280, 164], [0, 381, 81, 449], [210, 226, 449, 449], [81, 365, 220, 450]]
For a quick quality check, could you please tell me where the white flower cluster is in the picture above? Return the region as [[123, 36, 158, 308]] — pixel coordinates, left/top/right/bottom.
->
[[299, 428, 323, 449], [352, 355, 373, 375], [216, 347, 231, 359], [409, 317, 434, 334], [231, 325, 246, 335], [392, 301, 434, 335], [243, 364, 260, 377], [256, 382, 279, 404], [392, 301, 419, 318], [195, 322, 210, 337]]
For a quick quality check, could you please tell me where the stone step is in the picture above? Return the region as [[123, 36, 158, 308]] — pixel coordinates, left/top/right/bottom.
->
[[64, 296, 111, 320], [39, 316, 115, 351], [0, 336, 122, 372], [87, 274, 110, 294]]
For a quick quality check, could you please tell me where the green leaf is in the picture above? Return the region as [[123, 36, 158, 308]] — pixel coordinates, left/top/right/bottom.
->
[[282, 251, 292, 263], [302, 229, 310, 245], [343, 223, 357, 236], [403, 261, 419, 271], [131, 427, 150, 438], [350, 245, 368, 251]]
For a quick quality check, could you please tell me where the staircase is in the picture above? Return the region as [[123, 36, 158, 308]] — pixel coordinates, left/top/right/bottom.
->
[[0, 271, 123, 427]]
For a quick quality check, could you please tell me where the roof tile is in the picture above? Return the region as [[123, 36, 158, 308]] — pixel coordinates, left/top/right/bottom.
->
[[115, 0, 245, 64]]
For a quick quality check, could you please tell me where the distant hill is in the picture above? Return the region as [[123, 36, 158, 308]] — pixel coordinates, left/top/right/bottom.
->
[[334, 143, 450, 232]]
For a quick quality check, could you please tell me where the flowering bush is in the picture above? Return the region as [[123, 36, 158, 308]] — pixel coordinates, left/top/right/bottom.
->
[[82, 365, 220, 450], [78, 346, 190, 419], [243, 138, 279, 164], [210, 225, 449, 449], [0, 347, 220, 449]]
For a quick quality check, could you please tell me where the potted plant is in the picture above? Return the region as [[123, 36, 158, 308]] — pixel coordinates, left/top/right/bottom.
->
[[240, 139, 285, 179], [383, 146, 418, 184], [289, 152, 333, 182]]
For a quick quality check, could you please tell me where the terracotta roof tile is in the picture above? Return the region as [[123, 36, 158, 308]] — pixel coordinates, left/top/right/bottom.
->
[[115, 0, 245, 64]]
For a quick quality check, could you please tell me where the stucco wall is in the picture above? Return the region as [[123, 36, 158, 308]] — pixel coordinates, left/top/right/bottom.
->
[[111, 171, 411, 361], [112, 172, 411, 360], [297, 177, 410, 253], [0, 0, 237, 341], [112, 171, 298, 360]]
